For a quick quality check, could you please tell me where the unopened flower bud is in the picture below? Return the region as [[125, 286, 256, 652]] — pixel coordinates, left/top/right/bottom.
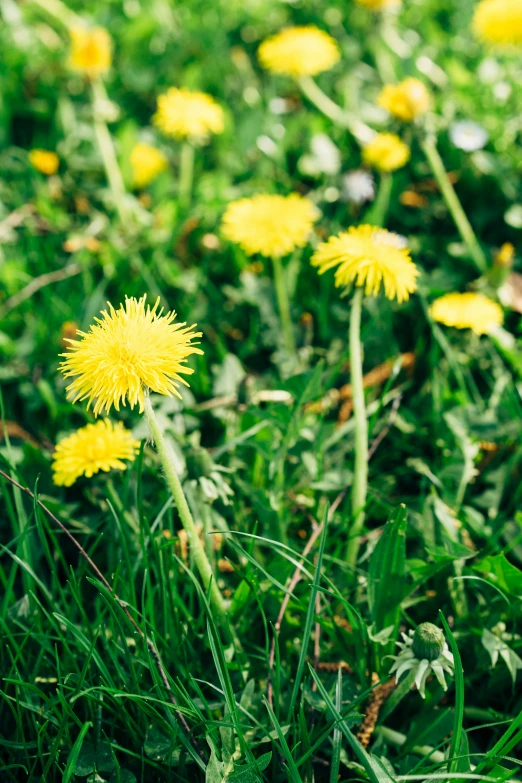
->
[[412, 622, 445, 662]]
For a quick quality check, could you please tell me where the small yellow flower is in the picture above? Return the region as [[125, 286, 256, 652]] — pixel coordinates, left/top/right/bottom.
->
[[29, 150, 59, 176], [430, 292, 503, 334], [378, 78, 430, 122], [258, 26, 340, 77], [153, 88, 224, 140], [363, 133, 410, 172], [52, 419, 140, 487], [60, 295, 203, 416], [130, 142, 168, 189], [311, 224, 419, 302], [495, 242, 515, 267], [356, 0, 401, 9], [221, 193, 317, 258], [69, 27, 112, 77], [473, 0, 522, 44]]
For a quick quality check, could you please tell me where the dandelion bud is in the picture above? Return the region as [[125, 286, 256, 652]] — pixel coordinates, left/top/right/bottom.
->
[[412, 622, 445, 662]]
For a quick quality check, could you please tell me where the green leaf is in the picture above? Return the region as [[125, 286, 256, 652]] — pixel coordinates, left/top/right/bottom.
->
[[206, 743, 224, 783], [368, 505, 408, 634], [474, 554, 522, 596], [228, 753, 272, 782], [63, 722, 92, 783], [308, 666, 395, 783], [439, 612, 465, 776]]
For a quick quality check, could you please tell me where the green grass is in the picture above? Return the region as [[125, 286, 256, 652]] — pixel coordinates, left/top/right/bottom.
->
[[2, 0, 522, 780]]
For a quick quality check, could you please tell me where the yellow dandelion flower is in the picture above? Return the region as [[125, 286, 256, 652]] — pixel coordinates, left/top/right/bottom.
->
[[153, 88, 224, 140], [473, 0, 522, 44], [221, 193, 317, 258], [356, 0, 401, 9], [377, 78, 430, 122], [52, 419, 140, 487], [258, 26, 340, 77], [363, 133, 410, 172], [430, 292, 503, 335], [311, 224, 419, 302], [130, 142, 168, 189], [69, 27, 112, 77], [29, 149, 59, 176], [60, 295, 203, 416]]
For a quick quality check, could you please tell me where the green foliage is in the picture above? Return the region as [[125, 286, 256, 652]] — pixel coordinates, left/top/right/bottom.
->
[[2, 0, 522, 780]]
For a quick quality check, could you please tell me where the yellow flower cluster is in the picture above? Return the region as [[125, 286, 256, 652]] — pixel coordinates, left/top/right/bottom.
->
[[52, 419, 140, 487], [378, 78, 430, 122], [153, 88, 224, 140], [473, 0, 522, 44], [363, 133, 410, 172], [69, 27, 112, 77], [29, 149, 59, 175], [311, 225, 419, 302], [430, 292, 503, 334], [258, 26, 340, 77], [221, 194, 317, 258], [60, 296, 203, 416], [130, 142, 168, 189], [356, 0, 401, 9]]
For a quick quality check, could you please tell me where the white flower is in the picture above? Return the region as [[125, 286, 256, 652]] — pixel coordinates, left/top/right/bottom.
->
[[299, 133, 341, 177], [449, 120, 489, 152], [341, 169, 375, 205], [388, 627, 455, 699]]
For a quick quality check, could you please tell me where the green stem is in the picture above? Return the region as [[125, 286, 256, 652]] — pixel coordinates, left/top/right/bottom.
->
[[271, 254, 296, 356], [90, 78, 129, 223], [364, 173, 392, 227], [421, 138, 488, 273], [105, 478, 139, 534], [143, 393, 228, 621], [178, 141, 195, 209], [28, 0, 82, 28], [345, 288, 368, 572], [298, 76, 374, 145]]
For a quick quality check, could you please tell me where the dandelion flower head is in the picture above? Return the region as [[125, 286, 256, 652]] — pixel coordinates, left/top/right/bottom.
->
[[69, 27, 112, 77], [356, 0, 401, 10], [449, 120, 489, 152], [130, 142, 168, 189], [342, 170, 375, 205], [473, 0, 522, 45], [52, 419, 140, 487], [311, 224, 419, 302], [29, 150, 59, 176], [60, 295, 203, 416], [258, 26, 340, 77], [389, 626, 454, 699], [430, 292, 503, 335], [363, 133, 410, 172], [221, 193, 318, 258], [378, 78, 430, 122], [153, 88, 224, 140]]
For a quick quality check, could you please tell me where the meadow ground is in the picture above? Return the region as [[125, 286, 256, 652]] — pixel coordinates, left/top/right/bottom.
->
[[2, 0, 522, 780]]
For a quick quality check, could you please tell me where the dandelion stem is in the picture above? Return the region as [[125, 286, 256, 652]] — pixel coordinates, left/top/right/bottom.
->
[[271, 254, 296, 356], [179, 141, 195, 210], [421, 137, 488, 274], [143, 393, 228, 622], [90, 78, 129, 223], [298, 76, 374, 145], [345, 287, 368, 573]]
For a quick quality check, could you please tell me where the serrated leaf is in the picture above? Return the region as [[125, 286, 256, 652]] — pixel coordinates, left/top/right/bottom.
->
[[206, 744, 224, 783], [228, 752, 272, 782]]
